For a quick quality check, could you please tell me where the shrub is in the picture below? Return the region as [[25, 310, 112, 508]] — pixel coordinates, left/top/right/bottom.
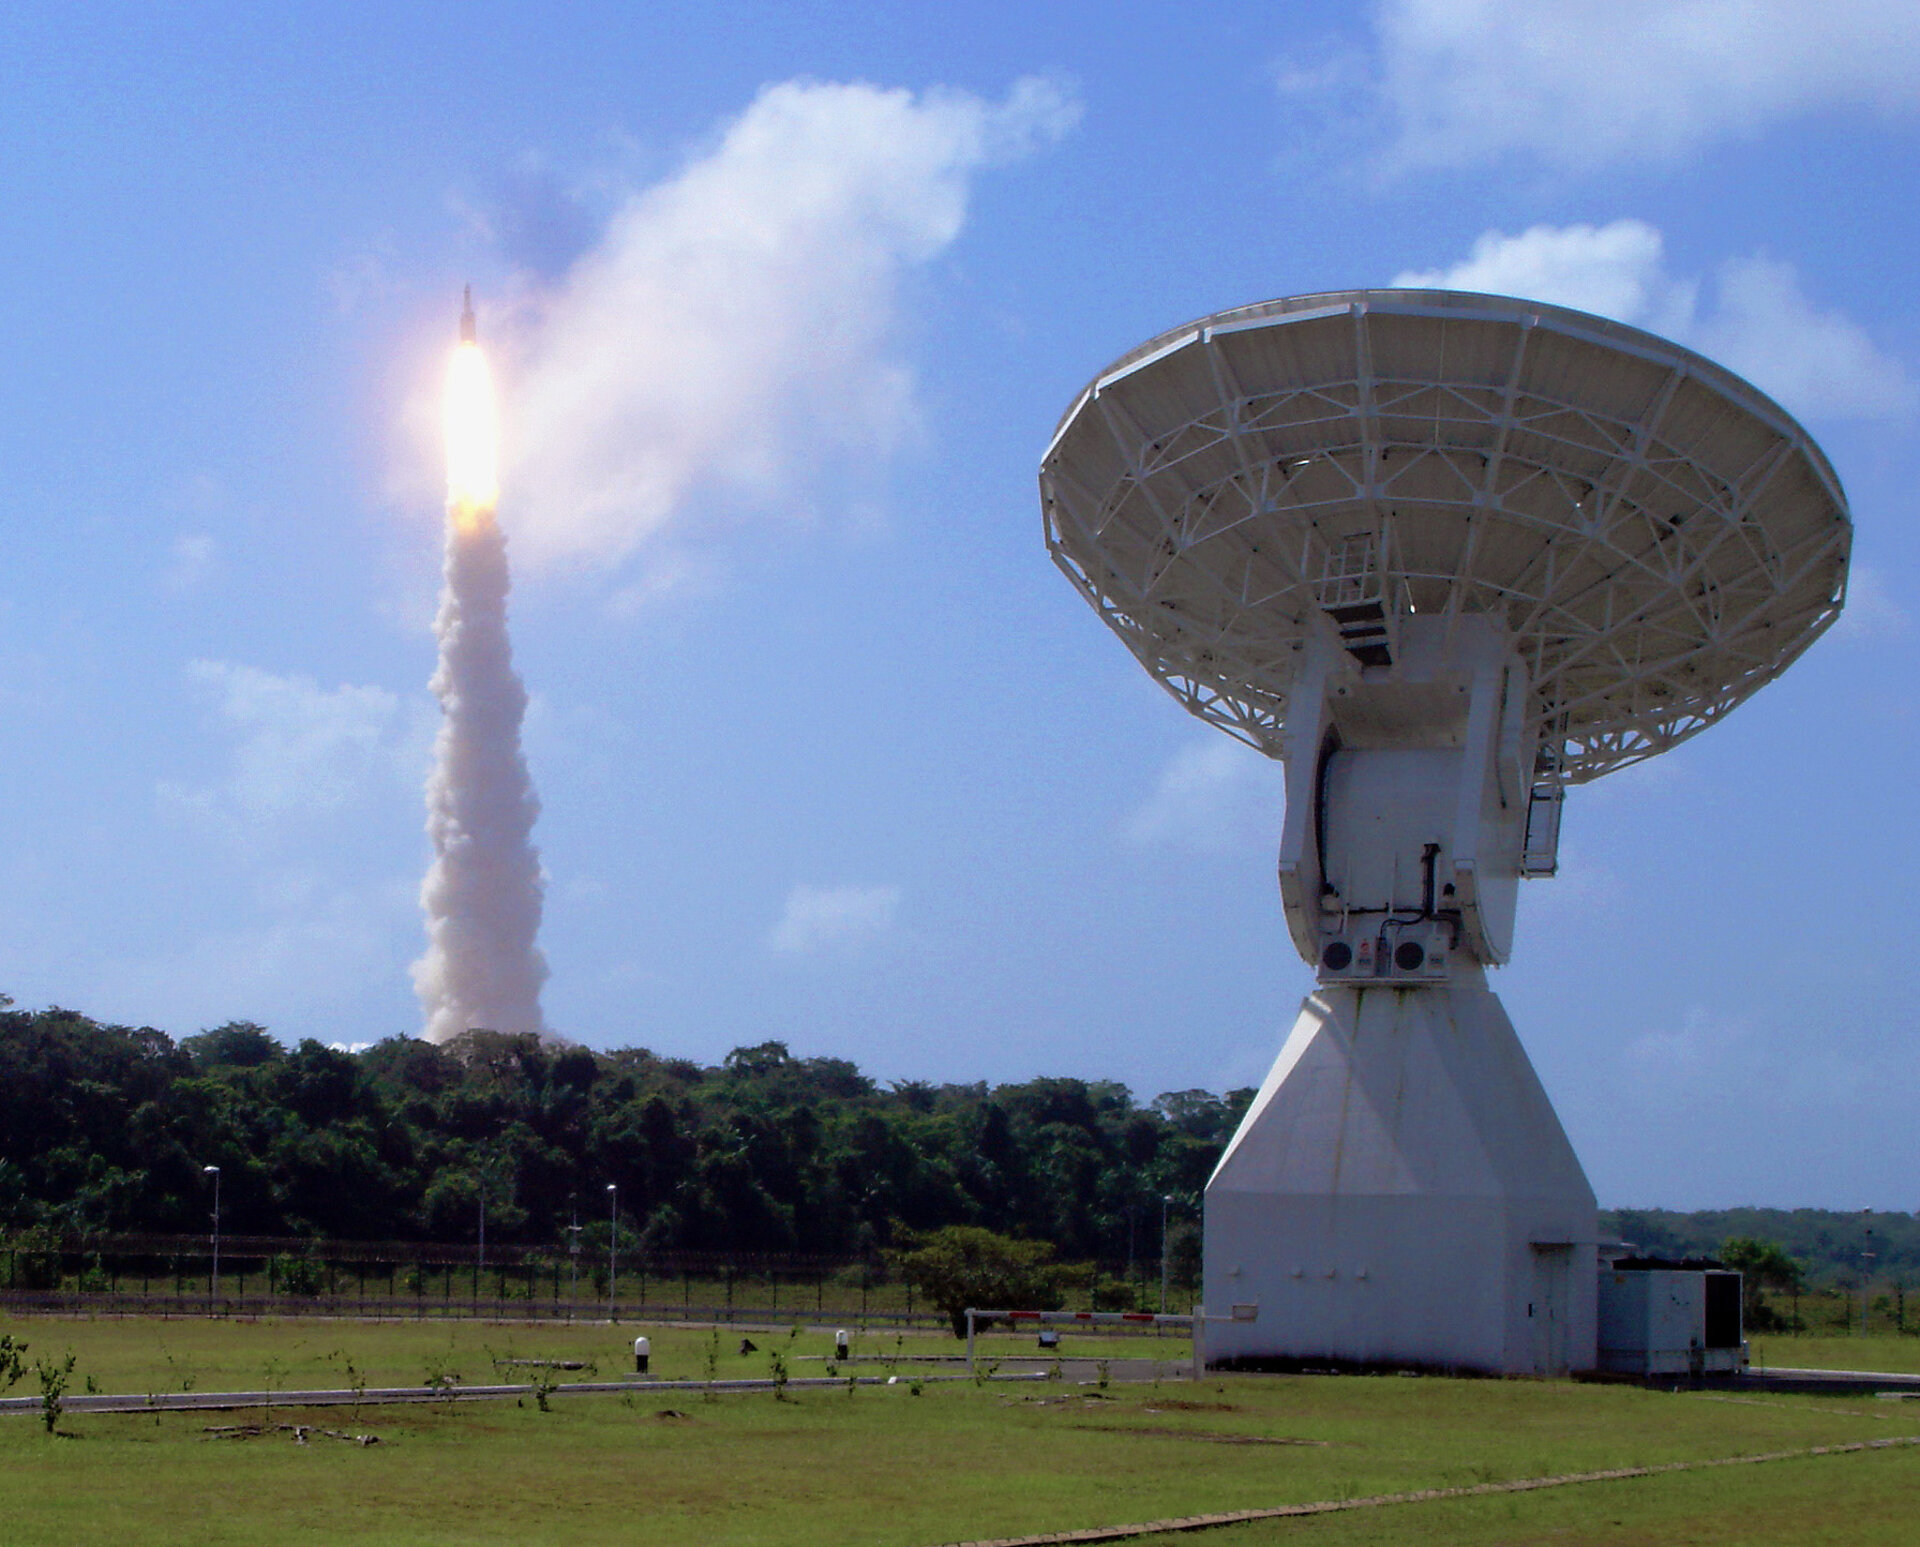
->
[[273, 1254, 324, 1296], [890, 1225, 1061, 1338]]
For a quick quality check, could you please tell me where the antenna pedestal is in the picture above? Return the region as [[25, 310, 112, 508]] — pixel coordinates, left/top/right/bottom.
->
[[1203, 972, 1597, 1375]]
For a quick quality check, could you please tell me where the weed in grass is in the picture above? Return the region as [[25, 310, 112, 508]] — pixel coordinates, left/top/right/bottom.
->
[[422, 1339, 462, 1413], [0, 1333, 28, 1393], [260, 1354, 288, 1410], [35, 1349, 75, 1435], [158, 1345, 196, 1395], [328, 1349, 368, 1420]]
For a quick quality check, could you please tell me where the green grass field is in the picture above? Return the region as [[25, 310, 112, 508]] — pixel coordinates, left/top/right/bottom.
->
[[1746, 1333, 1920, 1375], [3, 1315, 1916, 1546], [0, 1316, 1176, 1397]]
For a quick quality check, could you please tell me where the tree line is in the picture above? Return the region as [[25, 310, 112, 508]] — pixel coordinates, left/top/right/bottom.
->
[[0, 1004, 1250, 1268], [4, 1001, 1908, 1293], [1601, 1206, 1918, 1296]]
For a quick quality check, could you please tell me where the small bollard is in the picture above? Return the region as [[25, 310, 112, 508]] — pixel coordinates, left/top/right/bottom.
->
[[835, 1329, 850, 1361], [1037, 1328, 1060, 1351], [633, 1335, 650, 1375]]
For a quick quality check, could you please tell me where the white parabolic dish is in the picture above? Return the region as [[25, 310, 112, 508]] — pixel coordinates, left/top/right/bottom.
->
[[1042, 289, 1851, 782]]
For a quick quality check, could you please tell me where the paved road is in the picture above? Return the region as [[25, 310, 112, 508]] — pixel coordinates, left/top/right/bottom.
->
[[1732, 1366, 1920, 1396], [0, 1357, 1189, 1417]]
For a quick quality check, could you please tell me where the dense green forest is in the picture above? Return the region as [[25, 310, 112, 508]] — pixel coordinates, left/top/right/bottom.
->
[[1599, 1207, 1919, 1289], [3, 1001, 1911, 1287], [0, 1004, 1250, 1265]]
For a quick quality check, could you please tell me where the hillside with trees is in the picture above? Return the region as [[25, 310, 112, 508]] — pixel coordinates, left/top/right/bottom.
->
[[3, 1001, 1910, 1294], [0, 1004, 1247, 1271]]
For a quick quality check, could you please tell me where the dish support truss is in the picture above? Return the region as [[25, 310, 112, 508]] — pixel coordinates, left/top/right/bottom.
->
[[1041, 292, 1851, 787]]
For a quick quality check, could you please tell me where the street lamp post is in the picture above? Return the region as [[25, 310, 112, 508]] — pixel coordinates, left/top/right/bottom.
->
[[564, 1205, 579, 1328], [477, 1183, 487, 1312], [606, 1183, 618, 1324], [1160, 1194, 1173, 1314], [1861, 1219, 1877, 1337], [202, 1165, 221, 1313]]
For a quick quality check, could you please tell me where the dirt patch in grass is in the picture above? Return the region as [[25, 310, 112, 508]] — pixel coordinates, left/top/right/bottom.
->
[[1141, 1398, 1242, 1413], [1070, 1424, 1330, 1446]]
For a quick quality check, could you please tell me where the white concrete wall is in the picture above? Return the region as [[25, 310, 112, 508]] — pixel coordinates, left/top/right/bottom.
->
[[1203, 974, 1597, 1375]]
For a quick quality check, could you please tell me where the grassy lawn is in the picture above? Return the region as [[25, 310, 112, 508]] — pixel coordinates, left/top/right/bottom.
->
[[0, 1315, 1175, 1397], [1747, 1333, 1920, 1375], [3, 1318, 1916, 1545], [1198, 1446, 1920, 1546]]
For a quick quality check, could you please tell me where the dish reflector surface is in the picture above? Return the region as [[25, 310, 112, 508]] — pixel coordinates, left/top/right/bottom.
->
[[1042, 290, 1850, 781]]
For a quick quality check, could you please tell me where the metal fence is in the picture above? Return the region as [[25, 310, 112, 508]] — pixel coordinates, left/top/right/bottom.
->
[[0, 1234, 1190, 1326]]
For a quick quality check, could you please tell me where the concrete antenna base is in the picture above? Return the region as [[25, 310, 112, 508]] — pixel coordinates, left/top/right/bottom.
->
[[1203, 972, 1597, 1376]]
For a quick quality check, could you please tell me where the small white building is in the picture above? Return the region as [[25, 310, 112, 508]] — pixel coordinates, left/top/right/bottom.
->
[[1596, 1259, 1745, 1377]]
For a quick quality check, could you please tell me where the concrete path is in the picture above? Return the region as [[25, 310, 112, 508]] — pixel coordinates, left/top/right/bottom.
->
[[0, 1361, 1202, 1417], [1732, 1366, 1920, 1396]]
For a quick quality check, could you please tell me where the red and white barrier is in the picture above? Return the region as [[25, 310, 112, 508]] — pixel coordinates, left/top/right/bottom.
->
[[961, 1304, 1254, 1370]]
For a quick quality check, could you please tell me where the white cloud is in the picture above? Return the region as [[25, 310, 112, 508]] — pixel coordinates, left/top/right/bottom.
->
[[603, 548, 725, 620], [159, 532, 217, 594], [163, 660, 423, 826], [1621, 1003, 1751, 1086], [1833, 565, 1911, 642], [1366, 0, 1920, 171], [499, 76, 1078, 569], [1125, 739, 1282, 854], [1614, 1000, 1898, 1117], [1393, 220, 1694, 335], [1689, 255, 1919, 420], [1393, 220, 1916, 420], [769, 882, 903, 957]]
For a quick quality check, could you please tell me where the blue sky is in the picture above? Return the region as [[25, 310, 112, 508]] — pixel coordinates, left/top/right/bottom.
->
[[2, 1, 1916, 1209]]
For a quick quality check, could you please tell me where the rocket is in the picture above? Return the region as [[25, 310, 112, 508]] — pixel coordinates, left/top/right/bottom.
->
[[459, 284, 477, 344]]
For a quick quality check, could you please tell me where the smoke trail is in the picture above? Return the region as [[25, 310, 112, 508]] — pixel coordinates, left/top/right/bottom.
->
[[412, 314, 548, 1043]]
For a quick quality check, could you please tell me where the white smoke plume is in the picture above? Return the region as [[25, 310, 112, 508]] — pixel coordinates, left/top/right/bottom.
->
[[500, 76, 1079, 569], [412, 501, 548, 1043], [404, 79, 1076, 1040]]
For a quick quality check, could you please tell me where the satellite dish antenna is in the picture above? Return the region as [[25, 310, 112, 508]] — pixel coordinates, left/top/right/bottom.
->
[[1042, 289, 1848, 1375]]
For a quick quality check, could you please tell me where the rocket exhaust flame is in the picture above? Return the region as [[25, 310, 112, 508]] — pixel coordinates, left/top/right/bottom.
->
[[413, 291, 548, 1044], [443, 340, 499, 514]]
